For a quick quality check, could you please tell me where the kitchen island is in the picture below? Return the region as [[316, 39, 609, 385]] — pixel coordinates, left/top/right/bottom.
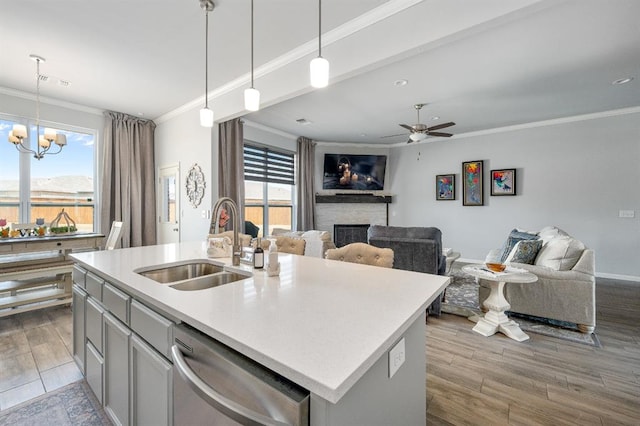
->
[[71, 241, 449, 425]]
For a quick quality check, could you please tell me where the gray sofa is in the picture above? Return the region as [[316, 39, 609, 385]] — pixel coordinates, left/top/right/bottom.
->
[[478, 226, 596, 333], [367, 225, 446, 315]]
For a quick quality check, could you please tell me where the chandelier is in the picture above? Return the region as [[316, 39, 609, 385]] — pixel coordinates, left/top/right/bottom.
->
[[8, 55, 66, 160]]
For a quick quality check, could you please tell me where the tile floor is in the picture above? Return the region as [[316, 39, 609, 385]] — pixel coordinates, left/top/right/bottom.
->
[[0, 305, 82, 411]]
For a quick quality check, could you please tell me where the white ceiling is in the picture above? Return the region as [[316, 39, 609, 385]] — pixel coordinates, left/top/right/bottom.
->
[[1, 0, 638, 145]]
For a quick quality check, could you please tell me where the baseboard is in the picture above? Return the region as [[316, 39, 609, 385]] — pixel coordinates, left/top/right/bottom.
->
[[456, 257, 640, 283]]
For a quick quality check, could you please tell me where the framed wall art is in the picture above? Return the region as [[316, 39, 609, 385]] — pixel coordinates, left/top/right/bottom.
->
[[436, 174, 455, 200], [462, 160, 484, 206], [491, 168, 516, 196]]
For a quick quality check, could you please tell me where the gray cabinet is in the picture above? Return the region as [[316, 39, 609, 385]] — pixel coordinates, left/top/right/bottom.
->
[[72, 284, 87, 374], [86, 296, 104, 353], [104, 312, 131, 426], [130, 334, 173, 426]]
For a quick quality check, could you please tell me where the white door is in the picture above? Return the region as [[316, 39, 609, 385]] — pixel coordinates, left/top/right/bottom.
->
[[157, 164, 180, 244]]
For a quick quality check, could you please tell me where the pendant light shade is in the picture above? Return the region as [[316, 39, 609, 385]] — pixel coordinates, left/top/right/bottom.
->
[[244, 87, 260, 112], [200, 0, 215, 128], [310, 0, 329, 88], [310, 56, 329, 88], [200, 107, 214, 127], [244, 0, 260, 111]]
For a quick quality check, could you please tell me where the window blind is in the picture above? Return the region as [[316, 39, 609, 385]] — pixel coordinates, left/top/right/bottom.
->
[[244, 144, 295, 185]]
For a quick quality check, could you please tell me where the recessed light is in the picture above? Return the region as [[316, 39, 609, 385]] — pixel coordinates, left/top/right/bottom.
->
[[431, 116, 440, 121], [612, 77, 633, 85], [360, 133, 367, 137], [393, 79, 408, 87]]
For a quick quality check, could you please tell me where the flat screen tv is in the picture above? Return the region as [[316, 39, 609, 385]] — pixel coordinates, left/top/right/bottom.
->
[[322, 154, 387, 190]]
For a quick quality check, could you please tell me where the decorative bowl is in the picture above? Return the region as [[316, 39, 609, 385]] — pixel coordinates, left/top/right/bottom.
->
[[485, 262, 506, 272]]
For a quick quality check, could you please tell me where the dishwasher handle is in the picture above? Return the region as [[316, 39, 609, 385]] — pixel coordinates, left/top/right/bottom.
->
[[171, 345, 291, 426]]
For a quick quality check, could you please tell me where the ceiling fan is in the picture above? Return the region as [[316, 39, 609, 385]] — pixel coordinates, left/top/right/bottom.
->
[[397, 103, 455, 143]]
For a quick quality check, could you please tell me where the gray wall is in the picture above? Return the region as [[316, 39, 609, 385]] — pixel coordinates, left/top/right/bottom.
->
[[388, 111, 640, 279]]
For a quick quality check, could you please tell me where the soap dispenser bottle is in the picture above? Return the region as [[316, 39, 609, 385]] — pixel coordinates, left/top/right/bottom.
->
[[267, 239, 280, 276]]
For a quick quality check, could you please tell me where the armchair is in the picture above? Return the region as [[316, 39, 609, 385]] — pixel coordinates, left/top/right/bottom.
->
[[367, 225, 447, 315]]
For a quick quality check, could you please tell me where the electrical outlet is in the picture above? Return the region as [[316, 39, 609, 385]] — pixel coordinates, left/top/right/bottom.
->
[[388, 338, 405, 378], [619, 210, 635, 218]]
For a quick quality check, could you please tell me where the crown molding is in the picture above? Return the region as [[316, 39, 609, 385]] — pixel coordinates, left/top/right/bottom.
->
[[0, 86, 104, 116]]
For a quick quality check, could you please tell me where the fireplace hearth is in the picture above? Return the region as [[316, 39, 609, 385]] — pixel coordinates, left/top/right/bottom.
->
[[334, 224, 369, 248]]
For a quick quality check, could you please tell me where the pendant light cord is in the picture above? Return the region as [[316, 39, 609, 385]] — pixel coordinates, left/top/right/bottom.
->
[[35, 59, 41, 135], [250, 0, 254, 88], [318, 0, 322, 57], [204, 9, 209, 108]]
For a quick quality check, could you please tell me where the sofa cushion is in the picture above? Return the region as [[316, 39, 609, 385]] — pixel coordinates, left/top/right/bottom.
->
[[499, 229, 540, 262], [538, 226, 569, 245], [534, 236, 585, 270], [505, 239, 543, 264]]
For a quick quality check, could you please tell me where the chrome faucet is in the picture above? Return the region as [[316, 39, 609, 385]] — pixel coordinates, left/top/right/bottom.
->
[[211, 197, 242, 266]]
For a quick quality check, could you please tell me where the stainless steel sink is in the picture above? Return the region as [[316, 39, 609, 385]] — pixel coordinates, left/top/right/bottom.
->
[[170, 272, 248, 291], [137, 261, 224, 283], [135, 260, 251, 291]]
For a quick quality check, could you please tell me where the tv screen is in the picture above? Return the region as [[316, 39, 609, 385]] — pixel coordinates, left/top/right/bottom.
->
[[322, 154, 387, 190]]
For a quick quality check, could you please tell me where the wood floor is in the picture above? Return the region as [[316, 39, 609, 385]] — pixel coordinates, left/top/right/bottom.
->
[[1, 276, 638, 425], [0, 304, 82, 411], [426, 275, 640, 425]]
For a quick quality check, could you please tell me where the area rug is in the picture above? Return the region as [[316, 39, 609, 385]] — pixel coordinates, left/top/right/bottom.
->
[[0, 380, 111, 426], [442, 270, 601, 347]]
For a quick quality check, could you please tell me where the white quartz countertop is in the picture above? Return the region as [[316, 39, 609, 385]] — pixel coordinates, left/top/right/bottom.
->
[[71, 241, 449, 403]]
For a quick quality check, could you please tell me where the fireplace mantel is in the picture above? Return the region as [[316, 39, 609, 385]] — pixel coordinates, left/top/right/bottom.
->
[[315, 194, 392, 204]]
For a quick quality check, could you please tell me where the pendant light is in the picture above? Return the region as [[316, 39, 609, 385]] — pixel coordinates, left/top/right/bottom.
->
[[244, 0, 260, 111], [310, 0, 329, 88], [199, 0, 215, 128]]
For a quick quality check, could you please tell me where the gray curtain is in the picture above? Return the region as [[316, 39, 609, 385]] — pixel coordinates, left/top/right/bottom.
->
[[100, 111, 156, 248], [296, 136, 316, 230], [218, 118, 245, 226]]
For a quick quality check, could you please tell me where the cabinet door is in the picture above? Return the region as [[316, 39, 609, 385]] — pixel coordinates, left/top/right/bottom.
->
[[72, 285, 87, 374], [130, 334, 173, 426], [104, 312, 131, 426], [86, 297, 104, 353], [86, 340, 104, 404]]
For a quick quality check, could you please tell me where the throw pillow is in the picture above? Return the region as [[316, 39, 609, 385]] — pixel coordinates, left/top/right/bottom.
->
[[499, 229, 540, 262], [504, 239, 543, 264], [534, 236, 585, 270]]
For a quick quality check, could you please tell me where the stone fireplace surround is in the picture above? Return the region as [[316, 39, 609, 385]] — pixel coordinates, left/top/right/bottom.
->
[[315, 194, 392, 245]]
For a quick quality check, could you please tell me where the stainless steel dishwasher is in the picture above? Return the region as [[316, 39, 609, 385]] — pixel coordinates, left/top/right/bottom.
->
[[171, 324, 310, 426]]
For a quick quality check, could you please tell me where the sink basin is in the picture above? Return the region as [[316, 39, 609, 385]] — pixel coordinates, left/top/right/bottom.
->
[[137, 261, 224, 283], [170, 272, 249, 291]]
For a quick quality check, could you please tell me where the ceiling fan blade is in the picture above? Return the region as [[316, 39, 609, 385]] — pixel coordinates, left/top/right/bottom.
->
[[427, 122, 455, 131], [427, 131, 453, 137], [399, 124, 414, 131]]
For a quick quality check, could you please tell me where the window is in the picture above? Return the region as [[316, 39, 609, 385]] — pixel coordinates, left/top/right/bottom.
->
[[244, 144, 295, 237], [0, 117, 96, 231]]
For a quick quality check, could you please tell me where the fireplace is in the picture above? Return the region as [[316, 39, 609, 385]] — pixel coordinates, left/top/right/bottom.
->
[[334, 224, 369, 248]]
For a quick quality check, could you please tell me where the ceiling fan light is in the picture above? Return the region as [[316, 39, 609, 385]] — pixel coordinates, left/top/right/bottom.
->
[[244, 87, 260, 111], [409, 132, 427, 142], [200, 107, 214, 127], [310, 56, 329, 88]]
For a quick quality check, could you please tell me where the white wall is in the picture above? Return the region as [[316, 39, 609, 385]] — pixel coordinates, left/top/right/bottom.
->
[[388, 111, 640, 279], [154, 108, 215, 243]]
